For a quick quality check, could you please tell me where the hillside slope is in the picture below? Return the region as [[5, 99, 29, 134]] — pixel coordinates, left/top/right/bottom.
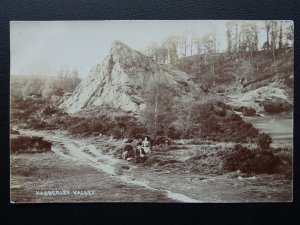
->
[[174, 48, 293, 93], [174, 48, 293, 114]]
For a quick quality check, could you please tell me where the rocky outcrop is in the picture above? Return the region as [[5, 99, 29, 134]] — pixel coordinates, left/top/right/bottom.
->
[[60, 41, 198, 114], [228, 86, 293, 114]]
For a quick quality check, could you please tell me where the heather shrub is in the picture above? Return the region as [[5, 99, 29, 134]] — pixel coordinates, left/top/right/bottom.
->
[[221, 144, 281, 174], [263, 100, 293, 114], [42, 106, 61, 116], [11, 136, 52, 153], [258, 133, 272, 150]]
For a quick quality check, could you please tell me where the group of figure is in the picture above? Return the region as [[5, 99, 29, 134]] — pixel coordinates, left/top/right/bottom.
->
[[122, 136, 152, 161]]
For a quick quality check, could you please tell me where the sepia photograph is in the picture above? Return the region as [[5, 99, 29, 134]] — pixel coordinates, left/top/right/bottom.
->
[[10, 20, 293, 203]]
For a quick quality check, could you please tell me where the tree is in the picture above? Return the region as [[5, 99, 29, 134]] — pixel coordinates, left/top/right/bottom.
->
[[201, 33, 215, 54], [270, 21, 278, 50], [285, 21, 294, 47], [278, 20, 283, 49], [233, 21, 239, 52], [194, 37, 203, 55], [226, 21, 233, 52], [173, 95, 196, 135], [190, 32, 199, 56], [250, 22, 259, 51], [265, 20, 271, 50], [269, 21, 278, 62], [162, 36, 180, 64], [145, 42, 159, 62], [141, 80, 175, 135], [70, 70, 81, 91], [56, 68, 81, 93], [180, 33, 189, 57], [22, 78, 43, 97], [210, 28, 217, 53], [157, 46, 169, 63], [42, 78, 56, 98], [237, 21, 260, 62]]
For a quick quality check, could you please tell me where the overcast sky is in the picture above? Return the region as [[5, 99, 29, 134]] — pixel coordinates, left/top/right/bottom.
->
[[11, 20, 283, 78]]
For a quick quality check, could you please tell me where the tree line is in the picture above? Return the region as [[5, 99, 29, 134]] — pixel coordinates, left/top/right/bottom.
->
[[11, 69, 81, 99], [143, 20, 293, 64]]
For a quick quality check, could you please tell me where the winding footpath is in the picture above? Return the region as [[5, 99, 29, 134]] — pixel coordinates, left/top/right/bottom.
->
[[18, 129, 201, 203]]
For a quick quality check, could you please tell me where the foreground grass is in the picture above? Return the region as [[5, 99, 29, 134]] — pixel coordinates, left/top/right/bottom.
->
[[10, 151, 173, 203], [10, 130, 292, 202]]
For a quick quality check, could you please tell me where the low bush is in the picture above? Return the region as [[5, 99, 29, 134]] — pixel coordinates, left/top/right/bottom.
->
[[262, 99, 293, 114], [152, 136, 170, 146], [42, 106, 61, 116], [242, 107, 256, 116], [273, 148, 292, 165], [166, 126, 181, 139], [66, 114, 150, 140], [11, 110, 32, 120], [182, 101, 260, 143], [228, 113, 242, 121], [27, 118, 51, 130], [220, 144, 281, 174], [257, 133, 272, 150], [11, 136, 52, 153], [157, 159, 180, 166], [141, 156, 162, 166], [127, 125, 148, 139], [151, 144, 171, 152]]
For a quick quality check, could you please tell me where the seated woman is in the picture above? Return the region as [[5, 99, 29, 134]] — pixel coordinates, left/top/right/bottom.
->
[[135, 142, 142, 157], [122, 144, 135, 161], [137, 136, 151, 157]]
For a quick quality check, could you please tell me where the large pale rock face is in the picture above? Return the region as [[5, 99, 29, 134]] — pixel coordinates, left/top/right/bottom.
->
[[60, 40, 198, 114]]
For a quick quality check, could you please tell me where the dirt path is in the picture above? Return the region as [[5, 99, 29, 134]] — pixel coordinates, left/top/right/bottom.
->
[[12, 129, 292, 202], [14, 129, 200, 202]]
